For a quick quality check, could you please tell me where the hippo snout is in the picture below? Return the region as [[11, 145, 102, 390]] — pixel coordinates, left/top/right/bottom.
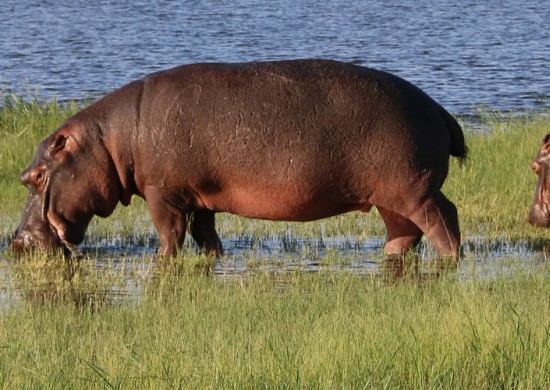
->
[[11, 225, 62, 254], [12, 229, 37, 253]]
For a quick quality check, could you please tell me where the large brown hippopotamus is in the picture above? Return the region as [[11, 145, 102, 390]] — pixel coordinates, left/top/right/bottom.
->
[[529, 134, 550, 227], [12, 59, 466, 259]]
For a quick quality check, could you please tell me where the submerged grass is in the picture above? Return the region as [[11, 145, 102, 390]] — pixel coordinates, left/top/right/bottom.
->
[[2, 96, 550, 388]]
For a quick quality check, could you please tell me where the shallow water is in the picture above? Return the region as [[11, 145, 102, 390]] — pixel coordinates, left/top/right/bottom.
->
[[1, 0, 549, 116], [1, 234, 548, 308]]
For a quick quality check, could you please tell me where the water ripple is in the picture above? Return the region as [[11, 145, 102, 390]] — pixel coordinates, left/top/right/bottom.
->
[[0, 0, 549, 115]]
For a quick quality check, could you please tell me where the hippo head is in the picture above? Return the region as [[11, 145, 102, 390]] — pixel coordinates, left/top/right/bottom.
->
[[12, 120, 121, 256], [529, 134, 550, 227]]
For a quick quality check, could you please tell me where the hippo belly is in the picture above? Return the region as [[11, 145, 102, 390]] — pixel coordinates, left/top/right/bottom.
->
[[205, 180, 372, 222]]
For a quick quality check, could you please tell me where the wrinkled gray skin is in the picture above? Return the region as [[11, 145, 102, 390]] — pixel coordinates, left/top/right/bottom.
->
[[12, 59, 467, 259], [529, 134, 550, 227]]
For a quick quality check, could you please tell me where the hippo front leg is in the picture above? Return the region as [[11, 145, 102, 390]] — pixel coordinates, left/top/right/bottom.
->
[[144, 187, 188, 256], [189, 209, 224, 257]]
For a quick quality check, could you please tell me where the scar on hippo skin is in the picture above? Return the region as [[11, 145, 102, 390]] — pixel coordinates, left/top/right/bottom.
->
[[12, 59, 466, 259]]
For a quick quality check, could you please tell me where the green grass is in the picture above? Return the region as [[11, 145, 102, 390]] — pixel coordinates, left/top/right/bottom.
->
[[1, 259, 549, 389], [2, 96, 550, 388]]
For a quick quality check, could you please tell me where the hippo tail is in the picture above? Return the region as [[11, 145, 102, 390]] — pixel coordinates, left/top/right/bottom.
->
[[439, 105, 468, 163]]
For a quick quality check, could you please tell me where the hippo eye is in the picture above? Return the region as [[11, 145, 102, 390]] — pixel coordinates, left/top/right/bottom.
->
[[532, 162, 541, 175], [51, 134, 67, 153]]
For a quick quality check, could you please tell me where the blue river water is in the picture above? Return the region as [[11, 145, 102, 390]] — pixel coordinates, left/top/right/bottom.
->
[[1, 0, 549, 117]]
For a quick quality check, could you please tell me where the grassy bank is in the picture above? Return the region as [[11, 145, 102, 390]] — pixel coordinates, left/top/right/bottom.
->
[[1, 259, 549, 389]]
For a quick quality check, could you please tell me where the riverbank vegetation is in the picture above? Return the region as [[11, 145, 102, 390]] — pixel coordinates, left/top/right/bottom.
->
[[1, 96, 550, 388]]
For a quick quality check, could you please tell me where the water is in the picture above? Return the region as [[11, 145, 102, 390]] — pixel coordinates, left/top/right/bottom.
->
[[2, 0, 550, 306], [1, 233, 549, 308], [1, 0, 549, 116]]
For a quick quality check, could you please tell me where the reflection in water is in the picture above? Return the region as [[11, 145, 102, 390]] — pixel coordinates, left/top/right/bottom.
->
[[381, 256, 460, 285], [0, 234, 549, 308], [8, 255, 111, 310]]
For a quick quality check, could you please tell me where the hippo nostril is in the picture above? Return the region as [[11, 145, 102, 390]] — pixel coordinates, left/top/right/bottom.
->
[[531, 161, 542, 176]]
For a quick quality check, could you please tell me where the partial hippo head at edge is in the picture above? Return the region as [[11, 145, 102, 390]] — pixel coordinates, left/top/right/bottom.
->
[[529, 133, 550, 227]]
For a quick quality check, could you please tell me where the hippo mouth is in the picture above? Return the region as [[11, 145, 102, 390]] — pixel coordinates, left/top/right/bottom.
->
[[40, 176, 83, 258], [529, 202, 550, 227], [529, 171, 550, 227]]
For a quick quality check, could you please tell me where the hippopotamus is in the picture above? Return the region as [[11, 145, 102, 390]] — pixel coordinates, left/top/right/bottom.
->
[[12, 59, 466, 259], [529, 134, 550, 227]]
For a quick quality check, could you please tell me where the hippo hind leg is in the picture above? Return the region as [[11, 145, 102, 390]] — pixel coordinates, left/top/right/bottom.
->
[[406, 191, 461, 259], [189, 209, 224, 257], [377, 206, 423, 258]]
